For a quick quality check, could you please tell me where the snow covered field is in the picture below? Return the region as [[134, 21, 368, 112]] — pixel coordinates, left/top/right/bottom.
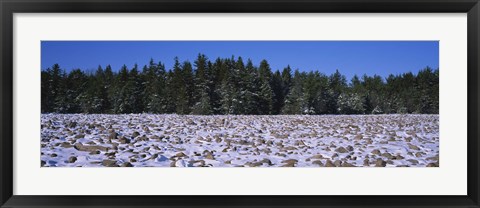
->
[[40, 114, 439, 167]]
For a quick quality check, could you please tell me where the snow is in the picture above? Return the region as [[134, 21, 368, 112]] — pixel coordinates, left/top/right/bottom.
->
[[40, 114, 439, 167]]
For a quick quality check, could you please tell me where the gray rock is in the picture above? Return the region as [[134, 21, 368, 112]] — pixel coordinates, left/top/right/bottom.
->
[[325, 160, 335, 167], [354, 135, 363, 140], [281, 159, 298, 164], [381, 152, 394, 160], [334, 160, 342, 167], [415, 152, 424, 158], [371, 149, 381, 155], [67, 121, 77, 128], [312, 160, 323, 166], [68, 156, 77, 163], [393, 155, 405, 160], [342, 162, 355, 167], [247, 162, 263, 167], [426, 162, 439, 167], [74, 134, 85, 139], [310, 154, 324, 159], [102, 159, 118, 167], [375, 159, 387, 167], [260, 158, 273, 166], [204, 152, 215, 160], [335, 147, 348, 153], [363, 159, 370, 166], [407, 159, 419, 165], [121, 162, 133, 167], [74, 143, 108, 152], [118, 137, 130, 144], [346, 145, 354, 151], [108, 132, 118, 140], [408, 143, 421, 150]]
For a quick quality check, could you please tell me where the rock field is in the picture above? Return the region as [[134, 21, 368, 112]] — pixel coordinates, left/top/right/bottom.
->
[[40, 114, 439, 167]]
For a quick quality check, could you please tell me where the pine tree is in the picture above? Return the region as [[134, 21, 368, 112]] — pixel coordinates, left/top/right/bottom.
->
[[164, 70, 177, 113], [104, 65, 115, 113], [283, 70, 305, 114], [128, 64, 145, 113], [90, 66, 109, 113], [362, 74, 385, 114], [337, 91, 364, 114], [144, 59, 167, 113], [171, 58, 193, 114], [229, 56, 245, 114], [41, 69, 52, 113], [281, 65, 292, 100], [53, 69, 69, 113], [192, 54, 213, 115], [47, 64, 63, 112], [241, 59, 260, 115], [327, 69, 347, 114], [257, 59, 273, 114], [113, 64, 131, 113], [192, 89, 213, 115], [182, 61, 195, 112], [218, 79, 233, 114], [210, 58, 225, 114], [68, 69, 88, 113], [271, 70, 284, 115]]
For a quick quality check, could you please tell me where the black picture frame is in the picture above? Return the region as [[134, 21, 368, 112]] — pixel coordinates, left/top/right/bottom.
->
[[1, 0, 479, 207]]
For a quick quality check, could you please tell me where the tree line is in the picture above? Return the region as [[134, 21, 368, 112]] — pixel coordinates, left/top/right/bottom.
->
[[41, 54, 439, 115]]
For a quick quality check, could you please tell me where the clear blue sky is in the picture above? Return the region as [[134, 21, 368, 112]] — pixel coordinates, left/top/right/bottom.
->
[[41, 41, 438, 80]]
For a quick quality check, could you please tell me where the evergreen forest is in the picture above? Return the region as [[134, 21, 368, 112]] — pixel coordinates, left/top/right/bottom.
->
[[41, 54, 439, 115]]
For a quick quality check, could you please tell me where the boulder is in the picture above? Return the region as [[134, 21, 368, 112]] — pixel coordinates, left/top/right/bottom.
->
[[408, 143, 421, 151], [281, 159, 298, 164], [334, 160, 342, 167], [247, 162, 263, 167], [102, 159, 118, 167], [415, 152, 424, 158], [354, 135, 363, 140], [363, 159, 370, 166], [407, 159, 419, 165], [342, 162, 355, 167], [74, 143, 109, 152], [280, 162, 295, 167], [309, 154, 324, 159], [118, 137, 130, 144], [108, 132, 118, 140], [346, 145, 354, 152], [260, 158, 273, 166], [67, 121, 77, 128], [312, 160, 323, 166], [121, 162, 133, 167], [74, 134, 85, 139], [381, 152, 394, 160], [375, 159, 387, 167], [426, 162, 439, 167], [175, 152, 187, 157], [325, 160, 335, 167], [68, 156, 77, 163], [335, 147, 348, 153], [371, 149, 381, 155]]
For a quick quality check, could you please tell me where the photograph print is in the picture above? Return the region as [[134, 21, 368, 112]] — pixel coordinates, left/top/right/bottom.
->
[[40, 41, 439, 167]]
